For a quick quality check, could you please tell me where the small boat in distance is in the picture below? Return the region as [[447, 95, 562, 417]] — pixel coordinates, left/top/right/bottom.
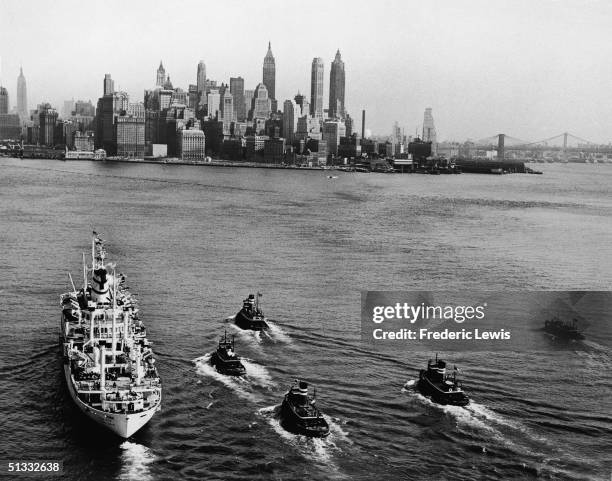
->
[[417, 355, 469, 406], [210, 331, 246, 376], [279, 380, 330, 437], [235, 293, 269, 331], [544, 317, 584, 340]]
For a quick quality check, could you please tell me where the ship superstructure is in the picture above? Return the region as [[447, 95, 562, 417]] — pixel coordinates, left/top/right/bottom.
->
[[60, 232, 161, 438]]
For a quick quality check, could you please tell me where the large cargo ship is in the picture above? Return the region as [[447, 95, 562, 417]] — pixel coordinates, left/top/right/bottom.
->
[[60, 233, 161, 438]]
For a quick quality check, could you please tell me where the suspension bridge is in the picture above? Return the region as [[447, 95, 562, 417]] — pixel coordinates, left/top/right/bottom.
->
[[470, 132, 612, 161]]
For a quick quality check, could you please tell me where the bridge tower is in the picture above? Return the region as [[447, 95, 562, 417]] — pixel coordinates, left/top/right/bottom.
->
[[562, 132, 568, 162], [497, 133, 505, 161]]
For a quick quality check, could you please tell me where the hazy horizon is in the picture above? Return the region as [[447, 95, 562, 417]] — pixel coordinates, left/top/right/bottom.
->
[[1, 0, 611, 143]]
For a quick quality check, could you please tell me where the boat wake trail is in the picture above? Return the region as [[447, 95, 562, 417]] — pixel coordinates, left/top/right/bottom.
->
[[224, 322, 264, 348], [241, 358, 275, 389], [118, 441, 155, 481], [193, 354, 270, 401], [265, 321, 293, 344], [256, 405, 349, 479]]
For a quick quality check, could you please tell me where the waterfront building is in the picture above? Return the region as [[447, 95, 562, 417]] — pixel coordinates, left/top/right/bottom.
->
[[328, 50, 345, 119], [338, 133, 361, 159], [323, 120, 346, 156], [207, 89, 220, 119], [0, 86, 8, 114], [310, 58, 324, 118], [17, 67, 27, 121], [422, 108, 437, 155], [39, 104, 58, 146], [264, 137, 285, 163], [245, 134, 268, 160], [0, 114, 21, 140], [253, 83, 271, 120], [103, 74, 114, 96], [179, 129, 206, 160], [283, 99, 298, 146], [262, 42, 276, 106], [156, 61, 166, 87], [221, 138, 244, 160], [197, 60, 206, 107], [201, 120, 224, 155], [230, 77, 246, 122], [115, 114, 145, 158], [74, 131, 95, 151]]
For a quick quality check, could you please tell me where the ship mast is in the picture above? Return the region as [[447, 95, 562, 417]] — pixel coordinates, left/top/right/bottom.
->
[[112, 268, 117, 363]]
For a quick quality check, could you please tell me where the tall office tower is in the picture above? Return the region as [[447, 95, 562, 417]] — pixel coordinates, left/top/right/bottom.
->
[[328, 50, 345, 119], [207, 89, 220, 119], [196, 60, 206, 107], [39, 104, 58, 146], [422, 108, 437, 152], [310, 58, 324, 118], [17, 67, 27, 120], [0, 86, 8, 114], [156, 61, 166, 87], [294, 92, 305, 115], [103, 74, 114, 96], [283, 99, 298, 145], [221, 90, 234, 134], [230, 77, 245, 121], [252, 83, 271, 119], [63, 100, 75, 118], [262, 42, 276, 102], [244, 89, 254, 120]]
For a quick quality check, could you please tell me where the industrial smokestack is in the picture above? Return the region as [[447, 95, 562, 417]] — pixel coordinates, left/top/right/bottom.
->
[[361, 110, 365, 139]]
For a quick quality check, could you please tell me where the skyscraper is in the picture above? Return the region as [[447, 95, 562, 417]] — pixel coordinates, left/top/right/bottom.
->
[[422, 108, 437, 154], [197, 60, 206, 107], [17, 67, 27, 120], [156, 61, 166, 87], [253, 83, 271, 119], [103, 74, 114, 96], [328, 50, 345, 119], [283, 99, 298, 146], [310, 58, 324, 118], [230, 77, 245, 122], [0, 86, 8, 114], [422, 108, 436, 142], [262, 42, 276, 103]]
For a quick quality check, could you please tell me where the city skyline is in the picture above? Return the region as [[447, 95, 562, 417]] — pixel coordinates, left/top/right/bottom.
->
[[1, 0, 612, 142]]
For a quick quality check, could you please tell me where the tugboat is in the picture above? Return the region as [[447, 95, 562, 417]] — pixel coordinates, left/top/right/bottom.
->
[[279, 380, 330, 437], [60, 232, 161, 438], [235, 293, 269, 331], [417, 355, 469, 406], [210, 331, 246, 376], [544, 317, 584, 340]]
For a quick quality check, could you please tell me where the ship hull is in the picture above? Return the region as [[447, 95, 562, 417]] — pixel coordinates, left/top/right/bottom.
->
[[279, 400, 330, 438], [235, 310, 269, 331], [63, 365, 160, 438], [210, 352, 246, 376], [417, 371, 469, 407]]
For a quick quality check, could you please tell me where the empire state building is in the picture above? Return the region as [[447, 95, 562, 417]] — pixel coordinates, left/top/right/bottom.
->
[[17, 67, 28, 121]]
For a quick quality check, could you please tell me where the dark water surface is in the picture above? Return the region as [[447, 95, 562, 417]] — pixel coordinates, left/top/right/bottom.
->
[[0, 158, 611, 480]]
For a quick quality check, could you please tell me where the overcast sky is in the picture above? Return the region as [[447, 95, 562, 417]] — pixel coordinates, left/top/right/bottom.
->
[[1, 0, 611, 142]]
